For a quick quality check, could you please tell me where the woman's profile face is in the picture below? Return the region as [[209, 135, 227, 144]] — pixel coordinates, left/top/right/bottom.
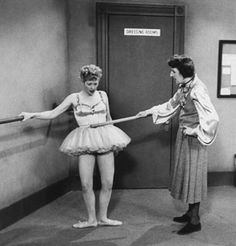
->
[[170, 68, 184, 84], [84, 80, 99, 95]]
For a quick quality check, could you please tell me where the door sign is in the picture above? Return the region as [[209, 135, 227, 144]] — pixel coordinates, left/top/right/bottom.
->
[[124, 28, 161, 36]]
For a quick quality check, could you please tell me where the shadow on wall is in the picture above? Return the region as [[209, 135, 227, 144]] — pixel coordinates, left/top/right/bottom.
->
[[234, 154, 236, 186], [0, 123, 52, 159], [0, 119, 74, 160]]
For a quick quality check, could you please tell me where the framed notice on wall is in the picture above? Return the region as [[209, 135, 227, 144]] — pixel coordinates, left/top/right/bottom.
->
[[217, 40, 236, 98]]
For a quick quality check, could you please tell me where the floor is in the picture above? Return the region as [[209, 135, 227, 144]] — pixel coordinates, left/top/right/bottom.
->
[[1, 186, 236, 246]]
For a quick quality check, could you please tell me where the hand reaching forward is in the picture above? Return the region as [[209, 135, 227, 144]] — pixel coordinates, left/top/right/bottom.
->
[[136, 110, 150, 118]]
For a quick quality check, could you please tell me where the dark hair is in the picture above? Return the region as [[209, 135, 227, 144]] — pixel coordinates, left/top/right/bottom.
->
[[80, 64, 102, 82], [168, 54, 195, 78]]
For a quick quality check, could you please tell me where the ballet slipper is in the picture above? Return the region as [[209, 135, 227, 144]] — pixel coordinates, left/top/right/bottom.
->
[[98, 219, 123, 226], [72, 220, 97, 229]]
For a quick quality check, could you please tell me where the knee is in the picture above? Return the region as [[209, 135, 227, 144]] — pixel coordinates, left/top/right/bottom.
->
[[101, 180, 113, 191], [81, 182, 93, 193]]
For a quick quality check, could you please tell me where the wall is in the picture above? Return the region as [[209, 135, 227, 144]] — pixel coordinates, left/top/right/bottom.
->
[[1, 0, 234, 210], [68, 0, 236, 173], [0, 0, 70, 209]]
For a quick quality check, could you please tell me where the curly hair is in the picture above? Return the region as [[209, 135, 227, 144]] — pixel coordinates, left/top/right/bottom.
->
[[168, 55, 195, 78], [80, 64, 103, 82]]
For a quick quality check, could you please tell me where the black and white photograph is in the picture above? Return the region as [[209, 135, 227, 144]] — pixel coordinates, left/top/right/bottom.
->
[[0, 1, 235, 245]]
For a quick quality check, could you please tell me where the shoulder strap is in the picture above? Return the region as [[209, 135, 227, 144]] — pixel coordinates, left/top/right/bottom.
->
[[98, 91, 105, 103], [98, 91, 108, 114], [74, 94, 80, 110]]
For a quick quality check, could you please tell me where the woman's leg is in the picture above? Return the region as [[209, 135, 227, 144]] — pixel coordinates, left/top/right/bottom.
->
[[177, 202, 201, 235], [173, 204, 192, 223], [97, 152, 122, 226], [73, 154, 97, 228], [189, 202, 200, 224]]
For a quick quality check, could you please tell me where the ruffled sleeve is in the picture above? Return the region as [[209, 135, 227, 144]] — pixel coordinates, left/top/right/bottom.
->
[[191, 86, 219, 145], [145, 91, 181, 124]]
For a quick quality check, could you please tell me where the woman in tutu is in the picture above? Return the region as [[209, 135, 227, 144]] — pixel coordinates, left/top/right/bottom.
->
[[20, 64, 130, 228]]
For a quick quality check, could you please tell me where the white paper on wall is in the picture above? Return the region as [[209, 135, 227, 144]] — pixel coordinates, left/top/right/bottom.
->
[[230, 60, 236, 85], [220, 87, 231, 95]]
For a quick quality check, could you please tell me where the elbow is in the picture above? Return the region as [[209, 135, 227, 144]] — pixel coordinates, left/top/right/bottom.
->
[[48, 109, 60, 119], [49, 113, 58, 119], [41, 112, 57, 120]]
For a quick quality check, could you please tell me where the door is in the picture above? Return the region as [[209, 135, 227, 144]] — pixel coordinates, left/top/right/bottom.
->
[[97, 3, 185, 188]]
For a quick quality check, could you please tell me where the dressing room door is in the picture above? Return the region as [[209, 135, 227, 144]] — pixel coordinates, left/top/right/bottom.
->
[[97, 3, 185, 188]]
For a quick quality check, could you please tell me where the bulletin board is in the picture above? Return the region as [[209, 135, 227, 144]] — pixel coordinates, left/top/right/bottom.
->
[[217, 40, 236, 97]]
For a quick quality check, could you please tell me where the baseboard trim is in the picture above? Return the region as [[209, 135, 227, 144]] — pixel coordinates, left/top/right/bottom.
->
[[0, 172, 234, 230], [208, 171, 236, 186], [0, 177, 72, 231]]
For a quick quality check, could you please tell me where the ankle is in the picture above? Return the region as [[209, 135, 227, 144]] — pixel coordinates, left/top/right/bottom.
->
[[186, 211, 192, 217], [88, 217, 97, 223], [98, 216, 107, 222], [190, 215, 200, 225]]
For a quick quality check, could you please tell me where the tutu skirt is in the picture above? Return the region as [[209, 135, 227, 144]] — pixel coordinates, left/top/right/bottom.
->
[[60, 125, 131, 156]]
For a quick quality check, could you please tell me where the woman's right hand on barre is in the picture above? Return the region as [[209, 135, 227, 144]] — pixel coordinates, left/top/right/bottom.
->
[[19, 112, 35, 121], [136, 110, 150, 118]]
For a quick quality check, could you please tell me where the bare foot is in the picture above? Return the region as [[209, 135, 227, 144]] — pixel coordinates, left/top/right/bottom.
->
[[72, 220, 97, 229], [98, 218, 123, 226]]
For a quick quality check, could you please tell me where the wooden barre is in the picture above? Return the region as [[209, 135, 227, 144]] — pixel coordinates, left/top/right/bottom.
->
[[0, 105, 72, 125], [89, 105, 180, 128], [0, 114, 146, 126], [89, 115, 150, 128], [0, 116, 24, 125], [0, 114, 149, 127], [0, 105, 180, 126]]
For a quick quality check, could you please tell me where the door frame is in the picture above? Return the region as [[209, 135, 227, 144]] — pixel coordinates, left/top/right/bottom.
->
[[96, 3, 185, 182], [96, 3, 185, 90]]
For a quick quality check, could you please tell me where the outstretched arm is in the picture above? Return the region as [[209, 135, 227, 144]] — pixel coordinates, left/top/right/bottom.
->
[[137, 91, 181, 123], [20, 94, 74, 121]]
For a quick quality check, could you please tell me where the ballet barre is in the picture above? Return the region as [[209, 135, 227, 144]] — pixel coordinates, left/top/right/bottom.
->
[[0, 116, 24, 125], [89, 115, 150, 128], [0, 114, 149, 127], [89, 105, 180, 128], [0, 105, 180, 126], [0, 103, 70, 125]]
